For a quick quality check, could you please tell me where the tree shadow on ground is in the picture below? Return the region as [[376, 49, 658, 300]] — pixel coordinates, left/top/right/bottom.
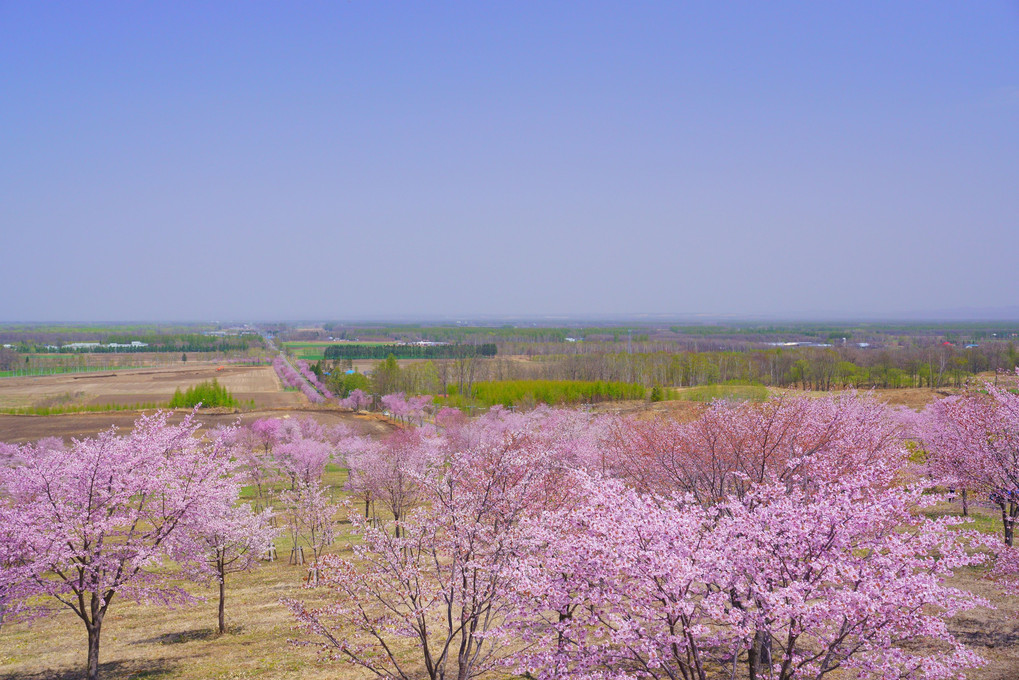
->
[[132, 626, 241, 645], [0, 657, 174, 679], [952, 623, 1019, 650]]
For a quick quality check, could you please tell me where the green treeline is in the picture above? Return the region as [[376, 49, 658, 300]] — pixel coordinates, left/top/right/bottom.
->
[[323, 343, 496, 360], [11, 334, 261, 354], [518, 347, 1015, 390], [446, 379, 646, 409], [169, 379, 239, 408]]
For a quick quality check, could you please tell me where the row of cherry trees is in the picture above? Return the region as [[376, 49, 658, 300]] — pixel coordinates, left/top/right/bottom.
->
[[295, 359, 335, 399], [288, 395, 1006, 680], [272, 356, 325, 403]]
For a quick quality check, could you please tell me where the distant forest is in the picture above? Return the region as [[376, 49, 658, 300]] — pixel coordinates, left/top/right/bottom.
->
[[323, 343, 497, 360]]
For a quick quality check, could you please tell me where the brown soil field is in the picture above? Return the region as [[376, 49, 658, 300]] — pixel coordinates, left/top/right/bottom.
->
[[0, 364, 301, 411], [0, 408, 395, 444]]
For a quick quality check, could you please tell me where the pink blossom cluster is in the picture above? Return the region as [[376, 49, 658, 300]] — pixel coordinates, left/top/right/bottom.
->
[[273, 356, 303, 389], [379, 392, 432, 424], [339, 388, 372, 412], [290, 396, 988, 680], [229, 416, 355, 498], [228, 416, 366, 576]]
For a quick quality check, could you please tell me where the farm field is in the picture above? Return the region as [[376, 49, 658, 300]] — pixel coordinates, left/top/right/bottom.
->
[[0, 407, 394, 444], [0, 364, 296, 412]]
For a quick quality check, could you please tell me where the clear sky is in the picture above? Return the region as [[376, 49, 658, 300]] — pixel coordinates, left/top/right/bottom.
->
[[1, 2, 1017, 322]]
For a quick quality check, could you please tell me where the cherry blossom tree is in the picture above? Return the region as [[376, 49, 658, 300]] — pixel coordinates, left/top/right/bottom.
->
[[341, 388, 372, 412], [608, 393, 902, 504], [278, 480, 335, 581], [0, 411, 237, 680], [287, 425, 569, 680], [296, 360, 335, 399], [276, 437, 333, 489], [407, 394, 432, 425], [0, 505, 33, 635], [370, 427, 438, 534], [922, 384, 1019, 545], [184, 502, 277, 634], [509, 465, 987, 680], [381, 392, 411, 422]]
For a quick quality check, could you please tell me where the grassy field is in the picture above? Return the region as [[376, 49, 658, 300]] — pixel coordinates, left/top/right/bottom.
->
[[0, 364, 150, 378]]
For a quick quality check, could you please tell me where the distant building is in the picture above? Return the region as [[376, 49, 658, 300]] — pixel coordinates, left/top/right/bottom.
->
[[63, 342, 101, 350]]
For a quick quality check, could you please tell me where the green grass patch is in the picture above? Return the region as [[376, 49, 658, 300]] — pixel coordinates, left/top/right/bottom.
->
[[283, 341, 391, 360]]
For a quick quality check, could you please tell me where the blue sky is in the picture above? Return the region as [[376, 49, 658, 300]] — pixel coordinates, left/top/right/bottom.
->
[[1, 2, 1017, 321]]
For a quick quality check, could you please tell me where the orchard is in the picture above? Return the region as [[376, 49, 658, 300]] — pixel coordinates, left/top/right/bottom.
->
[[3, 390, 1019, 679]]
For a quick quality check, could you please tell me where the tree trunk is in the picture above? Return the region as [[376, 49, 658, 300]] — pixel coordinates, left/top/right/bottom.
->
[[961, 489, 969, 517], [748, 630, 771, 680], [1008, 502, 1018, 547], [87, 621, 102, 680], [218, 570, 227, 635]]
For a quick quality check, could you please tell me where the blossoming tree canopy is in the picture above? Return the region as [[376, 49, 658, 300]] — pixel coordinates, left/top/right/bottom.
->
[[0, 410, 241, 680], [922, 383, 1019, 545]]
